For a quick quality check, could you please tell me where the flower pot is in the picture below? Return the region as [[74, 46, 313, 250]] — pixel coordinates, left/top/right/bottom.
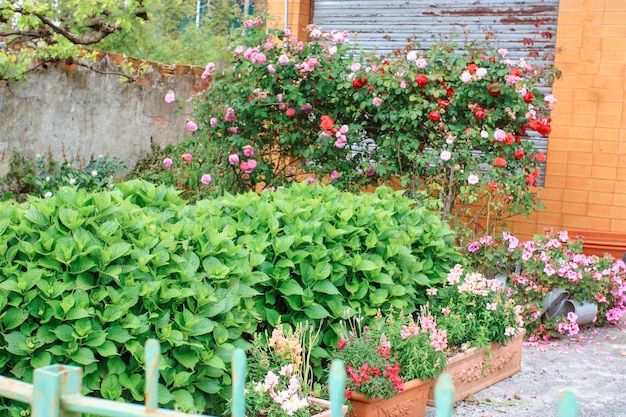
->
[[310, 397, 349, 417], [426, 329, 525, 406], [348, 378, 430, 417]]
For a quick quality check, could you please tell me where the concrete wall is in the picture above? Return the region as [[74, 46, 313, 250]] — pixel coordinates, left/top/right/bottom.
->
[[0, 53, 203, 175]]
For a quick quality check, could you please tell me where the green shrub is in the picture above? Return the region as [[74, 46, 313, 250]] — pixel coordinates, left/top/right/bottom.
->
[[0, 180, 460, 413], [0, 181, 258, 414], [195, 182, 462, 350]]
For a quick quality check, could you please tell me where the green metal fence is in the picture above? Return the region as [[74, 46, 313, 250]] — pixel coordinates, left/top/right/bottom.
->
[[0, 338, 579, 417]]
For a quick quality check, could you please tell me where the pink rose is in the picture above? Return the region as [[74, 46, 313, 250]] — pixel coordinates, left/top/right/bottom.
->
[[164, 90, 175, 103], [163, 157, 173, 168], [243, 146, 254, 157], [286, 108, 296, 117], [210, 117, 217, 127], [201, 174, 212, 185], [186, 120, 197, 132], [182, 153, 192, 162], [229, 154, 240, 165]]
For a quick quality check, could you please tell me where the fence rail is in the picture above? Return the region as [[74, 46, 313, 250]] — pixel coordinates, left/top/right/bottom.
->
[[0, 339, 579, 417]]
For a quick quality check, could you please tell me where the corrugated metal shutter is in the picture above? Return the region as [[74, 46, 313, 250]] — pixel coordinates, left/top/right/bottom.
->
[[312, 0, 559, 184]]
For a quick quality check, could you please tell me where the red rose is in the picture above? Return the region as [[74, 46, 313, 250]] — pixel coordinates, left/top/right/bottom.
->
[[488, 82, 501, 97], [510, 68, 522, 77], [428, 110, 441, 122], [436, 99, 450, 109], [286, 108, 295, 117], [524, 91, 535, 103], [467, 63, 478, 73], [527, 119, 540, 131], [352, 76, 368, 89], [504, 133, 514, 145], [320, 115, 335, 131], [494, 157, 507, 167], [415, 74, 429, 88], [488, 56, 496, 63], [526, 173, 536, 186], [474, 109, 486, 120], [537, 123, 551, 136], [520, 124, 527, 135], [488, 181, 498, 191], [536, 151, 546, 162], [514, 148, 525, 159]]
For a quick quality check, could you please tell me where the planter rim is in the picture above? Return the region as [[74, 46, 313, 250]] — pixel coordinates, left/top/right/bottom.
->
[[446, 328, 526, 363], [348, 377, 430, 403]]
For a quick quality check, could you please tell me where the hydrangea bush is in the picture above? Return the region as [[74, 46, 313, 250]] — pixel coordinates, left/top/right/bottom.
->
[[162, 16, 560, 235]]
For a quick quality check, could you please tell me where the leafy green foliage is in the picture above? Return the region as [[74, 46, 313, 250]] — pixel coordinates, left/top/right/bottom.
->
[[0, 180, 258, 414], [0, 179, 460, 412]]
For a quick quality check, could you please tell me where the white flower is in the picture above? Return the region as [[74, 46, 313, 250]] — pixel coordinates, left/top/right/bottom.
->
[[467, 174, 479, 185], [460, 70, 472, 83], [44, 191, 53, 198], [440, 150, 451, 161], [91, 170, 98, 177], [69, 178, 76, 185], [407, 50, 417, 61], [476, 67, 487, 79]]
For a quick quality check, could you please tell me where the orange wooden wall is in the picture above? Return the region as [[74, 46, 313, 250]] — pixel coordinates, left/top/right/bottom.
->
[[266, 0, 626, 255]]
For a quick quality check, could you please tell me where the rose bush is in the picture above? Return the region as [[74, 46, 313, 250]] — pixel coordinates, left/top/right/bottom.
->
[[156, 15, 560, 236]]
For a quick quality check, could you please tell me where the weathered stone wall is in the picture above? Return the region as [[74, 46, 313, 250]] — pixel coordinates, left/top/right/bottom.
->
[[0, 53, 203, 176]]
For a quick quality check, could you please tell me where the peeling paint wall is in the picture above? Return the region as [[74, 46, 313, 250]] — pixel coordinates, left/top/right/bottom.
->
[[0, 54, 204, 176]]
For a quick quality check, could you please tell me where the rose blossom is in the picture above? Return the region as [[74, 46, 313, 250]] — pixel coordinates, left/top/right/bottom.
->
[[267, 64, 276, 74], [286, 108, 296, 117], [164, 90, 175, 103], [210, 117, 217, 127], [467, 173, 479, 185], [186, 120, 197, 132], [475, 67, 487, 79], [330, 170, 340, 180], [494, 128, 506, 142], [243, 146, 254, 157], [460, 70, 472, 83], [278, 54, 289, 65], [182, 153, 192, 162], [372, 97, 382, 106], [163, 157, 173, 168], [415, 58, 427, 68], [228, 154, 240, 165], [201, 174, 212, 185], [407, 51, 417, 61], [440, 150, 451, 161], [351, 62, 361, 72]]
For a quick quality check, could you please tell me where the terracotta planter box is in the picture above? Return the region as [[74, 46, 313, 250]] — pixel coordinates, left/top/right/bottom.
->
[[349, 378, 430, 417], [310, 397, 349, 417], [427, 329, 525, 406]]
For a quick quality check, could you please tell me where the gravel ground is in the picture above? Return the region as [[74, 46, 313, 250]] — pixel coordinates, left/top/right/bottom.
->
[[425, 322, 626, 417]]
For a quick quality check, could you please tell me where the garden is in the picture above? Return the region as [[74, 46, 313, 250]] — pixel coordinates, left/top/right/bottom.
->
[[1, 13, 626, 417]]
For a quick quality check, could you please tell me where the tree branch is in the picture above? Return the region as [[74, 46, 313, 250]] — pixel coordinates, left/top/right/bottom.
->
[[13, 6, 121, 45]]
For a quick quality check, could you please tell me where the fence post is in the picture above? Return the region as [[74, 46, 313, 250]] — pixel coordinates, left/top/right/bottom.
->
[[145, 338, 161, 412], [59, 366, 83, 417], [32, 365, 62, 417], [328, 359, 346, 417], [434, 374, 454, 417], [558, 390, 579, 417], [231, 348, 246, 417]]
